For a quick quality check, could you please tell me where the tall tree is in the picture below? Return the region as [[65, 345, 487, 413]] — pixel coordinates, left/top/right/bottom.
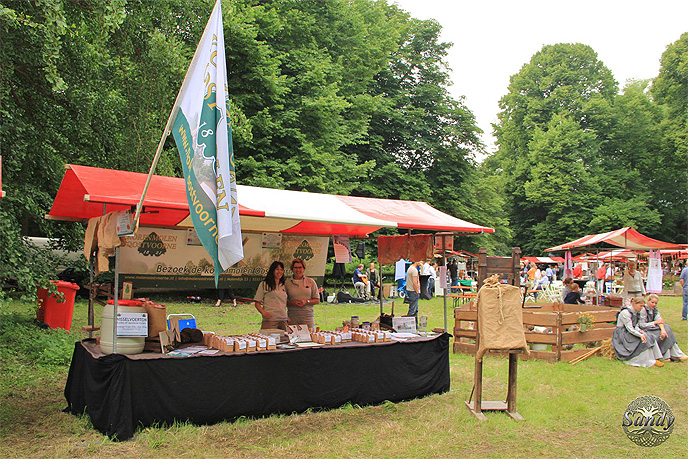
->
[[650, 32, 688, 242], [491, 43, 617, 253]]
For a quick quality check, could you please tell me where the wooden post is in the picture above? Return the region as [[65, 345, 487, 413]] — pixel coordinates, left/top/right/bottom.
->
[[466, 247, 524, 421]]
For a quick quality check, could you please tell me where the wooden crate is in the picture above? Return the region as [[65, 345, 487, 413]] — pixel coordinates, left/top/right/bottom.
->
[[453, 302, 617, 362]]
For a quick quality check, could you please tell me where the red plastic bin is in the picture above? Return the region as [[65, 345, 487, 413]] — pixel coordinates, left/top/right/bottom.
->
[[36, 281, 80, 331]]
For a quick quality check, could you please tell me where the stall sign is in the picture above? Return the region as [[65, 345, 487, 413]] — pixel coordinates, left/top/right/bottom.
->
[[116, 312, 148, 336], [333, 235, 352, 263], [118, 228, 328, 289]]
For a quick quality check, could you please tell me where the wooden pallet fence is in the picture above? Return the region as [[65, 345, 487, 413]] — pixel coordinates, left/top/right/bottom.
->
[[453, 302, 618, 362]]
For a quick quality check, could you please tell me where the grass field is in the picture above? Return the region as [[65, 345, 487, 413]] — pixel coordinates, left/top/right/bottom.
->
[[1, 293, 687, 458]]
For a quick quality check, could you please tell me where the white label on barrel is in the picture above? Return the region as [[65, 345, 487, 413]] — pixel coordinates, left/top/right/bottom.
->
[[116, 312, 148, 336]]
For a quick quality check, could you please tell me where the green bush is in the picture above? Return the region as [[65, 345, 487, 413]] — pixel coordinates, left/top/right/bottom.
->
[[0, 310, 77, 367], [663, 274, 678, 289]]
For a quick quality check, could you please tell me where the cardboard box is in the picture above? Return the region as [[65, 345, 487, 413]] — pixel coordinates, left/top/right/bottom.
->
[[233, 339, 247, 353]]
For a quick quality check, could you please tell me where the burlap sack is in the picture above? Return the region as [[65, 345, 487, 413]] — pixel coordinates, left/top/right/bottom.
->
[[476, 281, 529, 360]]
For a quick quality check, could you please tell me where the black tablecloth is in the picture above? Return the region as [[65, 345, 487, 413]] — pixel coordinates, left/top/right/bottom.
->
[[64, 334, 450, 440]]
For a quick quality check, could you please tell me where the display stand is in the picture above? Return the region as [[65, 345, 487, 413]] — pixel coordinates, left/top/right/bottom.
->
[[465, 247, 524, 421]]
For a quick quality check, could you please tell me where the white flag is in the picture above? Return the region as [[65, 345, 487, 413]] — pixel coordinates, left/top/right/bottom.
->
[[171, 0, 243, 285]]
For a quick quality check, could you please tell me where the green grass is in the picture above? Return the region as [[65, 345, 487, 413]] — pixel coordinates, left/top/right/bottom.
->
[[1, 294, 687, 458]]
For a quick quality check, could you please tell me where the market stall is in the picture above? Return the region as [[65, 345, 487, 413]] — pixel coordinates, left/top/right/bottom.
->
[[65, 334, 450, 440], [546, 227, 686, 302], [49, 164, 491, 439]]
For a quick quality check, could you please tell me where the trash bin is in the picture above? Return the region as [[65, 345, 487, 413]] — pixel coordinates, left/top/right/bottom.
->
[[36, 281, 80, 331], [382, 283, 394, 298]]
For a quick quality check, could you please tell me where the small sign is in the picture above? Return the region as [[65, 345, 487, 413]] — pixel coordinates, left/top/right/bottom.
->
[[186, 228, 202, 246], [262, 232, 282, 248], [333, 235, 352, 263], [438, 266, 448, 288], [116, 312, 148, 336], [392, 316, 417, 334], [286, 324, 312, 343], [122, 281, 133, 300], [116, 210, 135, 236]]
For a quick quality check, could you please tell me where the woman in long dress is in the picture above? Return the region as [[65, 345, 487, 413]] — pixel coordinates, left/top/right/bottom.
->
[[639, 294, 688, 361], [612, 297, 664, 367]]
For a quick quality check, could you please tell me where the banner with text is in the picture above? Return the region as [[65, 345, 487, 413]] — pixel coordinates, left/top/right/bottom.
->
[[119, 228, 328, 289]]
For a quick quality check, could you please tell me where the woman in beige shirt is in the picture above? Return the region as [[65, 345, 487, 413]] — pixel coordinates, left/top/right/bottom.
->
[[285, 258, 319, 330], [254, 261, 289, 331], [622, 260, 645, 301]]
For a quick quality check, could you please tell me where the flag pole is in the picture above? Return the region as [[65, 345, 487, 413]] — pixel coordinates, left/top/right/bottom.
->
[[133, 0, 221, 228]]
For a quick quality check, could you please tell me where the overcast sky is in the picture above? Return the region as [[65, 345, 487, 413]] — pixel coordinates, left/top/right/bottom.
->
[[391, 0, 688, 154]]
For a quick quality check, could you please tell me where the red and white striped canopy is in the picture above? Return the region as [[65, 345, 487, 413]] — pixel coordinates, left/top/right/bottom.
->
[[546, 227, 684, 251], [47, 165, 494, 236], [520, 256, 565, 264]]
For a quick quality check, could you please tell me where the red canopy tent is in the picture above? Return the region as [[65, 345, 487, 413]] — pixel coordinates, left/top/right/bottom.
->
[[545, 227, 685, 252], [47, 165, 494, 236], [659, 249, 688, 259], [585, 249, 638, 261], [48, 165, 495, 335], [520, 256, 565, 264]]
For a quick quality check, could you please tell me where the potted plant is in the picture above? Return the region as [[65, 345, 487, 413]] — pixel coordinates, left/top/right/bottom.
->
[[577, 312, 595, 333]]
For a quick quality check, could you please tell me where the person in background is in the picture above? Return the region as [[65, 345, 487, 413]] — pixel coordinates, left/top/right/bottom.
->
[[406, 260, 421, 322], [253, 261, 289, 331], [285, 258, 319, 331], [545, 264, 555, 282], [448, 259, 459, 287], [560, 277, 574, 303], [366, 262, 381, 299], [572, 263, 583, 278], [622, 260, 645, 301], [612, 297, 664, 367], [564, 283, 585, 304], [520, 261, 528, 286], [353, 263, 368, 298], [595, 263, 607, 294], [639, 294, 687, 361], [680, 264, 688, 320], [426, 262, 437, 298], [527, 262, 537, 289], [422, 259, 431, 276], [215, 286, 237, 307]]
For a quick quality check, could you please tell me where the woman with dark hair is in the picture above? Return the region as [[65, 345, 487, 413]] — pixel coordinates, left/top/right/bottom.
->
[[253, 261, 289, 331]]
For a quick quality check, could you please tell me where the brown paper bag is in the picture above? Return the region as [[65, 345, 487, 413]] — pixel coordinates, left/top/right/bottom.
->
[[143, 302, 167, 338]]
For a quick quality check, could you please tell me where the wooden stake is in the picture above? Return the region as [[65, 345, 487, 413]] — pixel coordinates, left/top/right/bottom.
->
[[570, 346, 602, 365]]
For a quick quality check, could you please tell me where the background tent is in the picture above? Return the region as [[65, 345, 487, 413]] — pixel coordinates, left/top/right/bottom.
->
[[47, 165, 494, 236], [545, 227, 685, 252], [585, 249, 638, 261], [520, 256, 564, 264]]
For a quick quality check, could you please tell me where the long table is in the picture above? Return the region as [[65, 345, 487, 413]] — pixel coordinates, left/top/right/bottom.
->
[[64, 334, 450, 440]]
